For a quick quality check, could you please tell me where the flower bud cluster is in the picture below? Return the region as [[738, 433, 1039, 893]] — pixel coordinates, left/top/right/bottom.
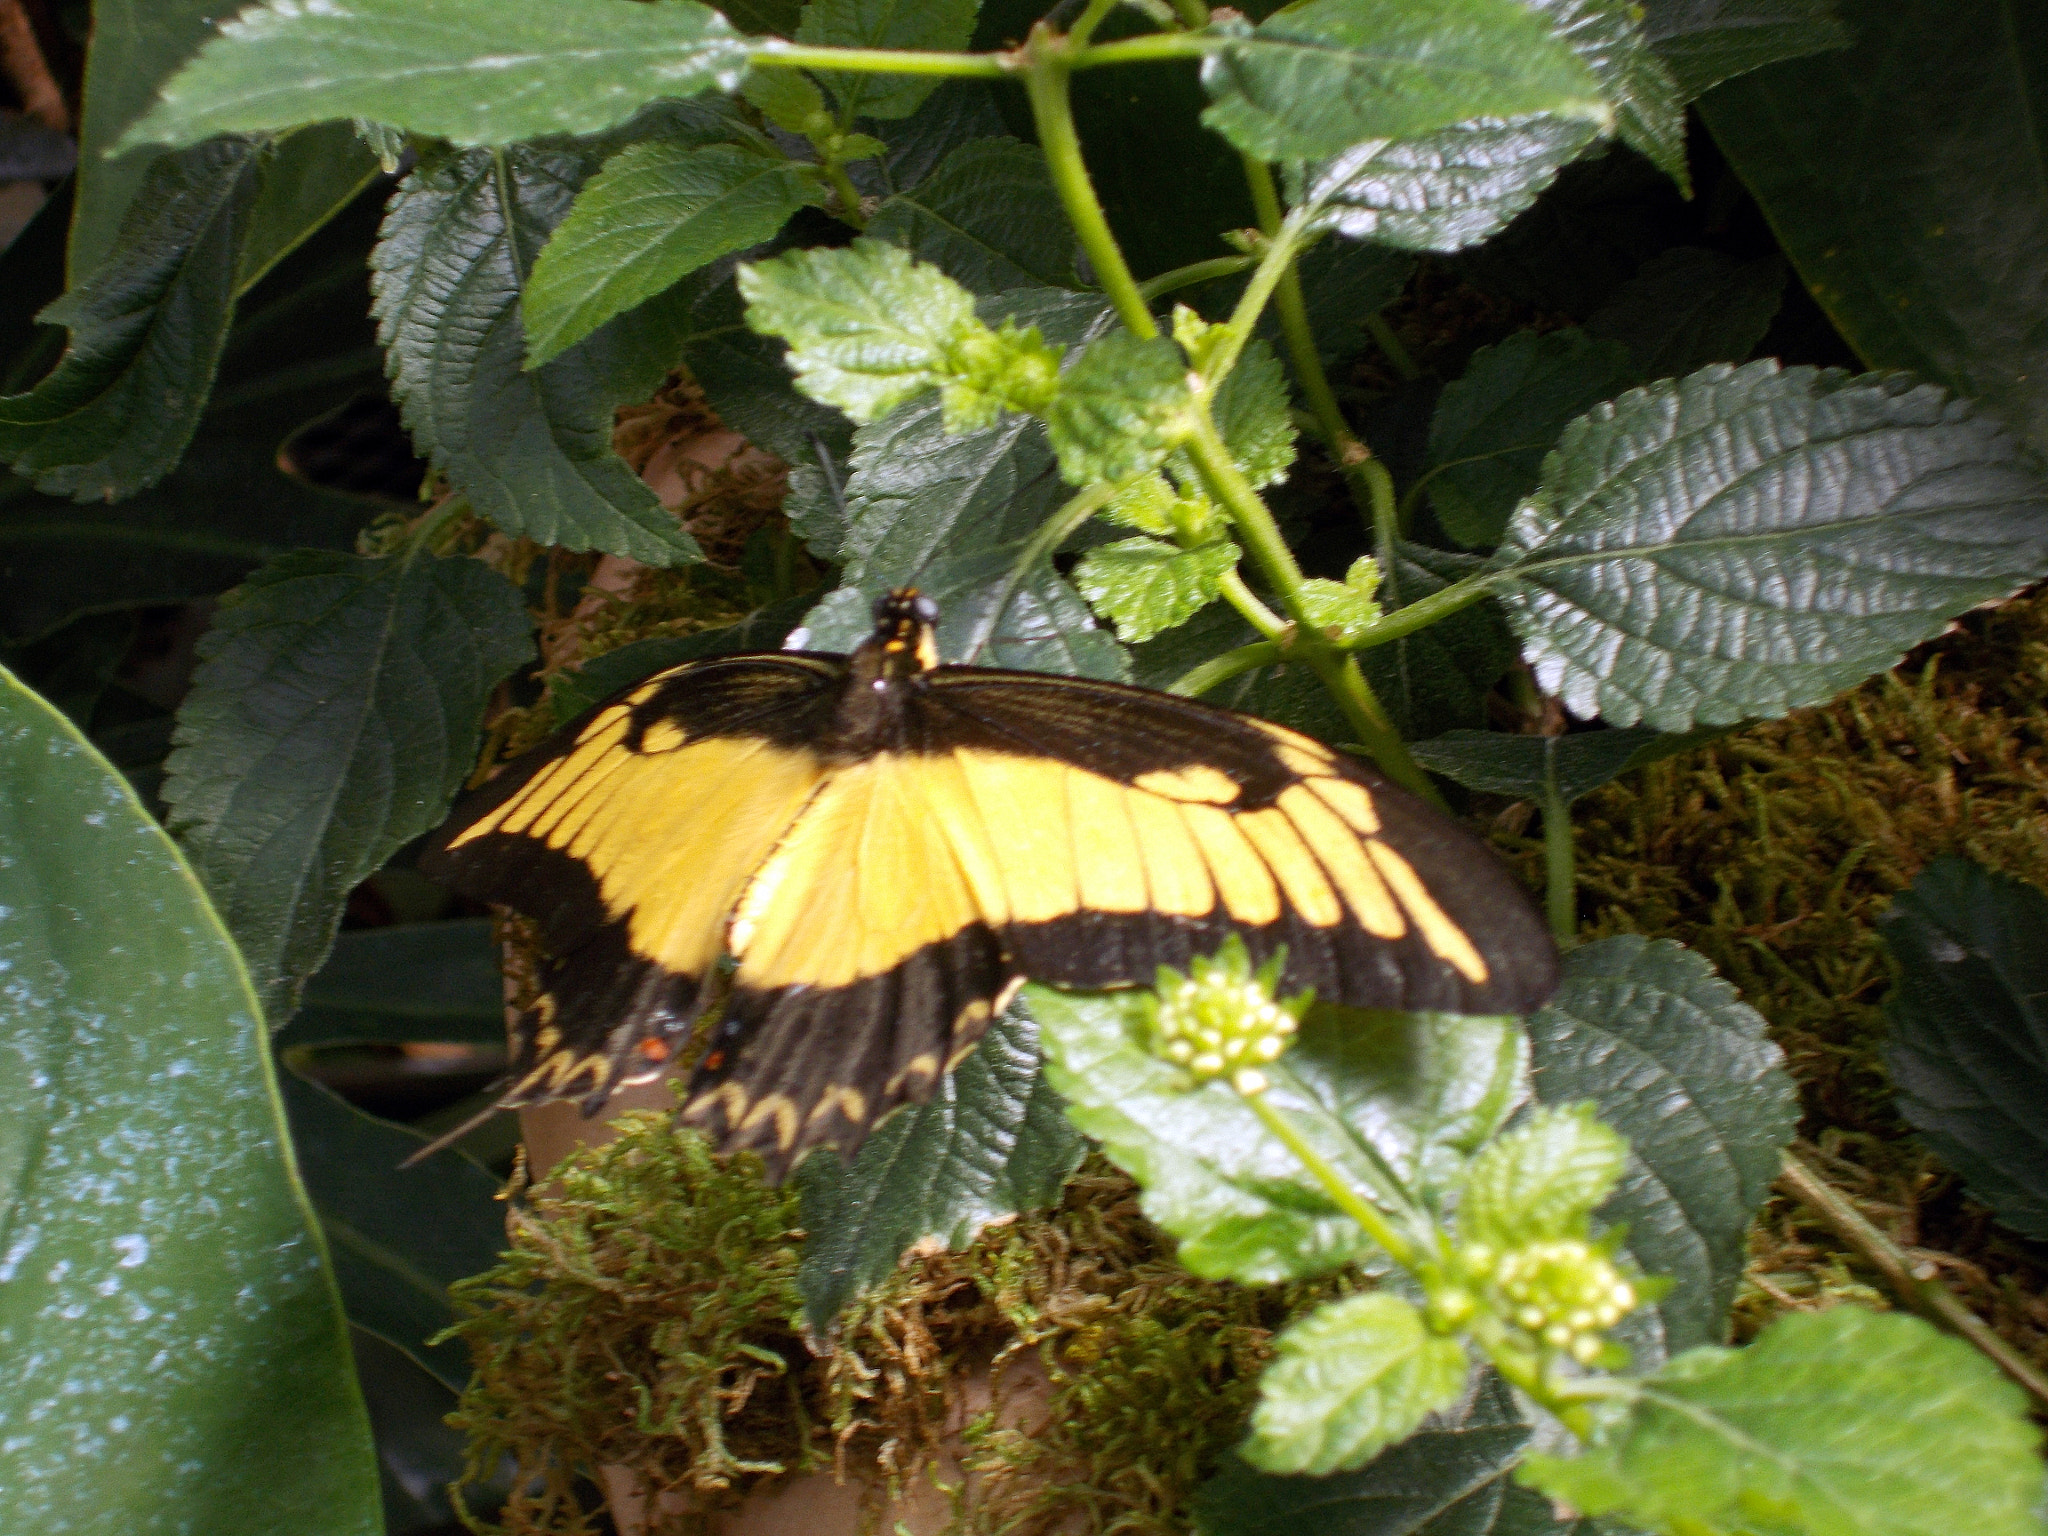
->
[[1461, 1237, 1637, 1366], [1148, 941, 1311, 1096]]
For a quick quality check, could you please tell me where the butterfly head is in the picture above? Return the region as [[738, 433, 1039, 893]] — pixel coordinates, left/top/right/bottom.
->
[[863, 587, 941, 679]]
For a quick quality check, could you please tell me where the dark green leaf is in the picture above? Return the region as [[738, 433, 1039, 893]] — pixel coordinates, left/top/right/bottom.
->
[[1045, 330, 1193, 485], [1129, 602, 1350, 744], [1200, 0, 1608, 162], [1075, 536, 1240, 644], [1194, 1373, 1536, 1536], [1426, 328, 1637, 548], [0, 137, 261, 499], [163, 549, 533, 1022], [1245, 1292, 1470, 1476], [353, 1330, 479, 1536], [794, 0, 979, 121], [1547, 0, 1687, 183], [1701, 0, 2048, 452], [287, 919, 506, 1047], [1640, 0, 1849, 99], [1520, 1308, 2046, 1536], [524, 140, 820, 367], [372, 139, 705, 564], [1359, 545, 1520, 741], [1494, 361, 2048, 732], [868, 137, 1081, 293], [235, 121, 387, 291], [1584, 247, 1785, 382], [1527, 936, 1798, 1356], [1880, 857, 2048, 1240], [1284, 240, 1416, 366], [680, 273, 856, 468], [546, 591, 816, 723], [795, 1003, 1084, 1337], [0, 666, 378, 1533], [280, 1071, 504, 1390], [1410, 727, 1673, 806], [122, 0, 751, 150]]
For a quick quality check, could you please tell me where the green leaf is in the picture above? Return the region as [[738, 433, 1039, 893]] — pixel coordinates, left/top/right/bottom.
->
[[0, 666, 378, 1532], [868, 137, 1081, 293], [794, 0, 979, 121], [163, 549, 533, 1022], [1284, 240, 1416, 367], [1494, 361, 2048, 732], [1358, 545, 1520, 741], [795, 1003, 1084, 1337], [1640, 0, 1849, 99], [678, 271, 856, 469], [1520, 1307, 2047, 1536], [372, 138, 707, 564], [1244, 1293, 1471, 1476], [1701, 0, 2048, 453], [1033, 983, 1526, 1283], [1204, 338, 1298, 491], [1075, 537, 1240, 644], [1527, 936, 1798, 1355], [0, 137, 261, 499], [121, 0, 751, 150], [279, 1071, 504, 1390], [1195, 1372, 1542, 1536], [1461, 1104, 1627, 1251], [1553, 0, 1687, 183], [1200, 0, 1609, 162], [1298, 556, 1385, 646], [546, 591, 815, 724], [1426, 327, 1637, 549], [1130, 603, 1350, 744], [1880, 857, 2048, 1241], [1411, 727, 1667, 807], [234, 120, 387, 292], [286, 919, 505, 1047], [524, 140, 821, 368], [1585, 247, 1785, 382], [742, 65, 829, 133], [1044, 330, 1192, 485]]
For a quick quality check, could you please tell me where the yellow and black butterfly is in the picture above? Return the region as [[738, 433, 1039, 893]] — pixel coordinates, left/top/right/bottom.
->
[[420, 588, 1558, 1178]]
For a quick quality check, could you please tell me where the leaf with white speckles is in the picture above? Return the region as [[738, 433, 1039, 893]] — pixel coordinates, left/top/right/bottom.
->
[[0, 665, 379, 1534]]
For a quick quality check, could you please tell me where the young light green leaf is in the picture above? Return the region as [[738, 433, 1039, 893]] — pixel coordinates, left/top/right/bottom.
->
[[1044, 330, 1193, 485], [1640, 0, 1849, 99], [163, 549, 533, 1023], [792, 0, 978, 122], [795, 1004, 1084, 1338], [524, 140, 822, 368], [1881, 857, 2048, 1241], [1245, 1293, 1471, 1476], [1074, 536, 1241, 644], [1206, 337, 1298, 490], [1527, 937, 1798, 1358], [1298, 556, 1384, 646], [1495, 362, 2048, 731], [119, 0, 751, 150], [0, 137, 261, 500], [1585, 247, 1785, 382], [0, 667, 379, 1535], [1102, 471, 1218, 540], [1520, 1307, 2046, 1536], [1427, 327, 1637, 548], [1200, 0, 1609, 162], [1460, 1104, 1628, 1251], [372, 137, 709, 563], [867, 137, 1081, 293]]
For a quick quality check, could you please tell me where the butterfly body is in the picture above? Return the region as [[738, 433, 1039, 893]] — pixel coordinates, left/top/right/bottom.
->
[[423, 590, 1558, 1177]]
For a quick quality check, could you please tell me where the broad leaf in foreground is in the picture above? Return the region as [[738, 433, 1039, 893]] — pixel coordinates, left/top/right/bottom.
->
[[1880, 857, 2048, 1241], [1521, 1307, 2046, 1536], [372, 139, 706, 563], [121, 0, 750, 150], [1194, 1373, 1538, 1536], [0, 667, 378, 1534], [1640, 0, 1849, 99], [1494, 361, 2048, 731], [1200, 0, 1608, 162], [163, 549, 532, 1022], [523, 139, 820, 367], [1525, 937, 1798, 1356], [795, 1005, 1084, 1336]]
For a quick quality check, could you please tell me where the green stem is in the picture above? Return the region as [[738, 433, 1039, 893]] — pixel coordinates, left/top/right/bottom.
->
[[1022, 28, 1157, 339], [750, 43, 1012, 78], [1345, 570, 1498, 651], [1210, 211, 1314, 383], [1245, 1093, 1418, 1270], [1217, 569, 1287, 640], [966, 476, 1130, 661], [1166, 640, 1282, 697], [1068, 32, 1220, 67], [1137, 254, 1256, 302], [1365, 312, 1423, 381], [1065, 0, 1122, 47], [823, 159, 866, 229], [1542, 786, 1576, 946], [1167, 0, 1210, 26]]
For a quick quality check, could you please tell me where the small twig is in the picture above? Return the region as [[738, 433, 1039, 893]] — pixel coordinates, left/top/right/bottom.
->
[[1776, 1148, 2048, 1414], [0, 0, 65, 131]]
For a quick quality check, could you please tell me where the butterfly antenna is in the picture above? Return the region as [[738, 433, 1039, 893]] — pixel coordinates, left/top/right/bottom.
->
[[397, 1093, 509, 1168]]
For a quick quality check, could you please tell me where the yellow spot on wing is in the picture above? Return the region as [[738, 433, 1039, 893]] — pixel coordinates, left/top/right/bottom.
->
[[1182, 803, 1280, 924], [1366, 842, 1489, 983], [1235, 807, 1342, 927], [640, 718, 688, 752], [1277, 785, 1403, 937], [1309, 775, 1381, 834], [1066, 767, 1149, 914], [806, 1086, 869, 1128], [1123, 786, 1217, 918], [885, 1051, 941, 1096], [1133, 765, 1242, 804], [956, 751, 1081, 924], [740, 1093, 800, 1149]]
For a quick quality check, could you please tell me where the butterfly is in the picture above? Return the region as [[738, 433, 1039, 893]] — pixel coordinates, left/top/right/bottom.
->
[[419, 588, 1559, 1178]]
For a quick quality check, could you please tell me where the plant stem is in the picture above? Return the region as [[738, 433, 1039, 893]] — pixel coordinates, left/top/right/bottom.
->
[[1166, 640, 1282, 697], [1137, 254, 1256, 302], [1542, 786, 1576, 946], [1245, 1092, 1418, 1269], [1345, 570, 1497, 651], [823, 159, 866, 229], [1021, 27, 1157, 339], [1775, 1150, 2048, 1414], [1065, 0, 1122, 47], [1217, 569, 1287, 639], [1365, 312, 1423, 381], [1167, 0, 1210, 26], [1211, 212, 1314, 383], [1068, 31, 1220, 67], [966, 475, 1130, 661], [750, 43, 1012, 78]]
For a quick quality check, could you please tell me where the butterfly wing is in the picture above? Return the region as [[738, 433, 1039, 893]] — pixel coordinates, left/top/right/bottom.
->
[[419, 653, 845, 1111]]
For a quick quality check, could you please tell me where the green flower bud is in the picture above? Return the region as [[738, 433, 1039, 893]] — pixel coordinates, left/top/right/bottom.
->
[[1145, 936, 1313, 1094]]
